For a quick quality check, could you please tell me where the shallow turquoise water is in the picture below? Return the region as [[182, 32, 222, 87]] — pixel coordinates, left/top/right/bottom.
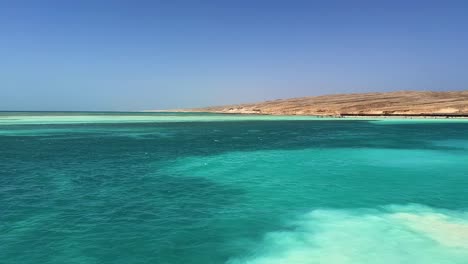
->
[[1, 112, 468, 263]]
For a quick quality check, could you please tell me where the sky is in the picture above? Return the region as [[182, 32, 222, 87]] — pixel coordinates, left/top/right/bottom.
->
[[1, 0, 468, 111]]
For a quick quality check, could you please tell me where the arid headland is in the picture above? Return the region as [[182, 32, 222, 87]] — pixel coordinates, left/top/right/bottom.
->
[[177, 91, 468, 117]]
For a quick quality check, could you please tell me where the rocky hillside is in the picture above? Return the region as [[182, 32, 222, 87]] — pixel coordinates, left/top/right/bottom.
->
[[186, 91, 468, 116]]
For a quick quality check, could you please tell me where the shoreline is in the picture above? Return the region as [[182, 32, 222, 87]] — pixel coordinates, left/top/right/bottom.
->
[[158, 110, 468, 119], [3, 110, 466, 121]]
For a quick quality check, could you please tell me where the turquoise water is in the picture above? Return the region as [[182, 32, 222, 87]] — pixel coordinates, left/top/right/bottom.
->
[[1, 112, 468, 263]]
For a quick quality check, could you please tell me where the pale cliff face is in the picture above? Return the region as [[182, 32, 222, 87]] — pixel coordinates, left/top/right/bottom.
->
[[184, 91, 468, 116]]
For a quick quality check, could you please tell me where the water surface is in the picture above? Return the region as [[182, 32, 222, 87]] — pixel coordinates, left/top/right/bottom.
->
[[1, 112, 467, 263]]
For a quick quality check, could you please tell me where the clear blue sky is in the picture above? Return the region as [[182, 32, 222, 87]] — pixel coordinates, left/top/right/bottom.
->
[[1, 0, 467, 111]]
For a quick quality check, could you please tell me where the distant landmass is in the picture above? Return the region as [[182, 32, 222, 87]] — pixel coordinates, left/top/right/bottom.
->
[[175, 91, 468, 117]]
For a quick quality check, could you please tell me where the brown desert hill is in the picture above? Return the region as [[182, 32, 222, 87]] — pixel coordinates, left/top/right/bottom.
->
[[183, 91, 468, 117]]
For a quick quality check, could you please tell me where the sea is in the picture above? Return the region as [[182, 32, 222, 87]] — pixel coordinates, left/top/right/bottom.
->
[[1, 112, 467, 264]]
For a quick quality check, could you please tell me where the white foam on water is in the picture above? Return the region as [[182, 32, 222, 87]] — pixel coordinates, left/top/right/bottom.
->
[[227, 205, 468, 264]]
